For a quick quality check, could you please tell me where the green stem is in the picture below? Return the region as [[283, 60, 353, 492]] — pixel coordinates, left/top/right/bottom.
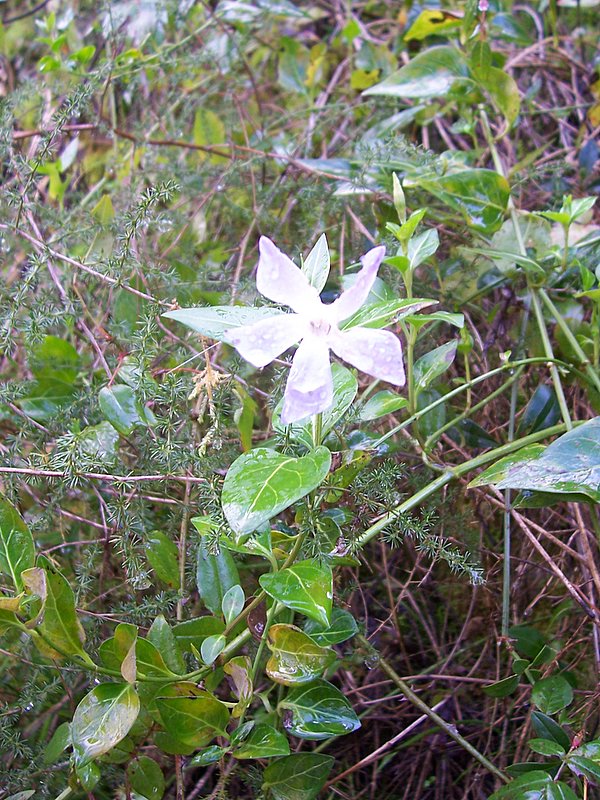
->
[[356, 635, 509, 783], [358, 422, 569, 549], [539, 288, 600, 395], [312, 412, 323, 448], [54, 788, 73, 800], [529, 290, 572, 430]]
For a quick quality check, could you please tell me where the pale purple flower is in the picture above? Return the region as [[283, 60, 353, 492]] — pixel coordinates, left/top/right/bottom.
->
[[225, 237, 405, 424]]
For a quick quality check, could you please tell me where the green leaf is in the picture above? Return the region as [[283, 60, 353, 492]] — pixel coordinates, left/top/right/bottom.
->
[[531, 712, 572, 750], [99, 384, 155, 436], [221, 584, 245, 625], [23, 565, 87, 661], [483, 674, 519, 698], [341, 298, 437, 330], [29, 335, 79, 386], [260, 560, 333, 627], [223, 655, 253, 717], [567, 755, 600, 783], [6, 792, 36, 800], [273, 364, 357, 446], [72, 683, 140, 765], [407, 229, 440, 268], [413, 341, 457, 393], [404, 9, 463, 41], [0, 498, 35, 592], [531, 676, 573, 715], [474, 65, 521, 126], [266, 624, 336, 685], [145, 531, 180, 589], [173, 616, 225, 654], [410, 169, 510, 233], [234, 723, 290, 760], [488, 770, 578, 800], [92, 194, 114, 226], [127, 756, 165, 800], [518, 386, 561, 435], [468, 445, 546, 489], [43, 721, 71, 764], [147, 615, 186, 675], [279, 679, 360, 739], [304, 607, 359, 646], [302, 233, 330, 293], [200, 634, 226, 665], [363, 45, 468, 99], [472, 417, 600, 502], [188, 745, 227, 766], [156, 691, 229, 747], [163, 306, 284, 341], [222, 447, 331, 537], [195, 535, 240, 615], [528, 738, 566, 756], [359, 390, 408, 421], [262, 753, 335, 800]]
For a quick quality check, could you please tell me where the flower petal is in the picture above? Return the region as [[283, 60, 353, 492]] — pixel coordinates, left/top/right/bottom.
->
[[256, 236, 320, 314], [330, 327, 405, 385], [225, 315, 307, 368], [330, 245, 386, 322], [281, 335, 333, 424]]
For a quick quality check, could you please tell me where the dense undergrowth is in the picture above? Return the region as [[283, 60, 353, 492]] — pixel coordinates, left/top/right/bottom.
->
[[0, 1, 599, 799]]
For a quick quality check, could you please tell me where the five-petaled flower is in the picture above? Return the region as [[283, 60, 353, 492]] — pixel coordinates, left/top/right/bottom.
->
[[225, 237, 405, 424]]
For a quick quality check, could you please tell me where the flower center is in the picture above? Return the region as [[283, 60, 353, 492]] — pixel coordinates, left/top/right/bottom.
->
[[309, 318, 331, 336]]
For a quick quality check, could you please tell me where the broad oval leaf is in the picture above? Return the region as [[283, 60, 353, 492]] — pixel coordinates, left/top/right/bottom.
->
[[98, 384, 155, 436], [531, 675, 573, 715], [304, 607, 359, 646], [266, 624, 336, 685], [488, 770, 578, 800], [156, 691, 229, 747], [195, 533, 240, 615], [163, 306, 284, 341], [221, 584, 245, 625], [471, 417, 600, 502], [0, 498, 35, 592], [127, 755, 165, 800], [413, 341, 457, 393], [145, 531, 180, 589], [260, 559, 333, 626], [173, 616, 225, 654], [222, 447, 331, 537], [363, 45, 468, 99], [234, 723, 290, 760], [518, 385, 561, 435], [262, 753, 335, 800], [359, 390, 408, 421], [72, 683, 140, 765], [279, 679, 360, 740]]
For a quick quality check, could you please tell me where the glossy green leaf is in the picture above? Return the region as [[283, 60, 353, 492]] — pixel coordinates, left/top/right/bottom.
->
[[136, 637, 176, 678], [173, 616, 225, 654], [359, 390, 408, 421], [413, 341, 457, 393], [195, 535, 240, 615], [274, 364, 357, 447], [304, 607, 359, 646], [302, 233, 330, 293], [472, 417, 600, 502], [23, 565, 87, 661], [518, 386, 561, 435], [147, 615, 186, 675], [411, 169, 510, 232], [406, 311, 464, 331], [163, 306, 284, 341], [43, 721, 71, 764], [260, 560, 333, 626], [78, 422, 119, 460], [262, 753, 335, 800], [200, 633, 226, 665], [222, 447, 331, 537], [364, 46, 468, 99], [531, 712, 572, 750], [72, 683, 140, 765], [528, 738, 566, 756], [145, 531, 180, 589], [342, 298, 436, 330], [127, 756, 165, 800], [475, 66, 521, 125], [407, 229, 440, 268], [99, 384, 155, 436], [404, 9, 463, 41], [531, 675, 573, 715], [234, 723, 290, 760], [29, 335, 79, 386], [156, 691, 229, 747], [567, 755, 600, 783], [280, 679, 360, 740], [221, 584, 245, 625], [266, 624, 336, 685], [0, 498, 35, 592], [223, 655, 252, 717], [76, 760, 100, 790], [483, 674, 519, 698], [448, 419, 497, 449], [488, 770, 578, 800]]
